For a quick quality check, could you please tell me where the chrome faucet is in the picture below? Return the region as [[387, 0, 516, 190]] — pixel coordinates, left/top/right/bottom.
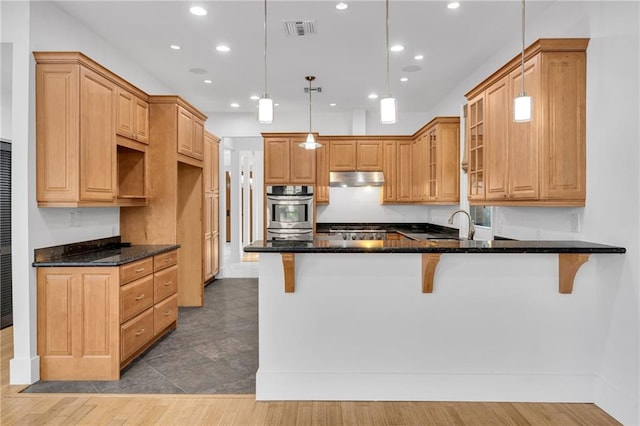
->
[[448, 209, 475, 240]]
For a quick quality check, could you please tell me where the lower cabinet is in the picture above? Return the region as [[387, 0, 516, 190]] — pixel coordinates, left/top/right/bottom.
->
[[37, 250, 178, 380]]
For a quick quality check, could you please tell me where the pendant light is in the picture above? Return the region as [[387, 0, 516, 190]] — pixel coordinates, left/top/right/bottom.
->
[[258, 0, 273, 123], [513, 0, 532, 122], [380, 0, 397, 124], [299, 76, 321, 150]]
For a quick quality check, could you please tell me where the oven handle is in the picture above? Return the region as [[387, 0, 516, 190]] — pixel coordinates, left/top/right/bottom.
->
[[267, 195, 313, 203], [267, 228, 313, 235]]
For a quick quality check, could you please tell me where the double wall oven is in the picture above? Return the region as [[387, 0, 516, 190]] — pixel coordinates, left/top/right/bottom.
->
[[266, 185, 314, 241]]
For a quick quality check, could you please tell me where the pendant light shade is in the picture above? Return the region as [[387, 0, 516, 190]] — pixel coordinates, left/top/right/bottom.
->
[[299, 75, 321, 150], [258, 97, 273, 123], [380, 0, 397, 124], [258, 0, 273, 124], [513, 0, 531, 123]]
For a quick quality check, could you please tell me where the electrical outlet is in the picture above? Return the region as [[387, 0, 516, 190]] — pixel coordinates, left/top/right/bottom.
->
[[570, 213, 581, 233], [68, 210, 82, 227]]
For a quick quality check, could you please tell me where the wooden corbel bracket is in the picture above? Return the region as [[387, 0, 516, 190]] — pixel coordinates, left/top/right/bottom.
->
[[558, 253, 590, 294], [421, 253, 441, 293], [281, 253, 295, 293]]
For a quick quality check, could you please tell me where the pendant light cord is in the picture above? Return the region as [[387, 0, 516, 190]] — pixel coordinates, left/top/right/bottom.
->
[[308, 79, 313, 133], [264, 0, 268, 97], [385, 0, 390, 97], [520, 0, 526, 95]]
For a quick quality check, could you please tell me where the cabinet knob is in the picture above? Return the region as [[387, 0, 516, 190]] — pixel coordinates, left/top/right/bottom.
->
[[163, 310, 172, 317], [135, 294, 145, 301], [164, 281, 172, 286]]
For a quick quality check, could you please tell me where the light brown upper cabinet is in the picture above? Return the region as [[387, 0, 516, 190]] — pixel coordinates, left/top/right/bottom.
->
[[116, 88, 149, 144], [35, 52, 148, 207], [315, 138, 330, 204], [177, 105, 205, 162], [381, 141, 397, 203], [263, 134, 316, 184], [329, 139, 383, 171], [465, 38, 588, 206], [422, 117, 460, 204]]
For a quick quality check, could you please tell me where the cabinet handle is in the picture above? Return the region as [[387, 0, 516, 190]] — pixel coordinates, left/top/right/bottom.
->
[[135, 267, 145, 273], [164, 258, 173, 263], [164, 281, 172, 286], [164, 310, 172, 317], [135, 294, 145, 301], [135, 328, 145, 336]]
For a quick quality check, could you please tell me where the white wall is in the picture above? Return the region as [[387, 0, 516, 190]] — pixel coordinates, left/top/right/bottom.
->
[[1, 43, 12, 140]]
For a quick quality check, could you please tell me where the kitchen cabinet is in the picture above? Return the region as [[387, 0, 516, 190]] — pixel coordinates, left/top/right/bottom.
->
[[177, 105, 205, 162], [465, 38, 588, 206], [34, 52, 149, 207], [37, 250, 178, 380], [423, 117, 460, 204], [329, 139, 383, 171], [116, 88, 149, 144], [263, 134, 316, 184], [315, 138, 330, 204], [121, 95, 206, 307], [381, 140, 397, 203], [204, 131, 220, 283], [397, 140, 413, 202], [411, 135, 427, 202]]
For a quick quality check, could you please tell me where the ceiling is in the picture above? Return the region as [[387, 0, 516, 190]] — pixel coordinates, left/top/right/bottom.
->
[[52, 0, 556, 116]]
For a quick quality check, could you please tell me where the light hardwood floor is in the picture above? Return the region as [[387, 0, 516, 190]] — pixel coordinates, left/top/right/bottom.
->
[[1, 327, 621, 425]]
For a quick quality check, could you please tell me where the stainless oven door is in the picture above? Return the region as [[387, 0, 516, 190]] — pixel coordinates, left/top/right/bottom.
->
[[267, 228, 314, 241], [266, 195, 313, 229]]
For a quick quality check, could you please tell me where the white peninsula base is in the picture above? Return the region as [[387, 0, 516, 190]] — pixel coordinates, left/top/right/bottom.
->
[[256, 252, 597, 402]]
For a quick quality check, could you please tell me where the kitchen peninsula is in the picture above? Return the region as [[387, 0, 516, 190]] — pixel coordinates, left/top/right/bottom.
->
[[244, 231, 624, 402]]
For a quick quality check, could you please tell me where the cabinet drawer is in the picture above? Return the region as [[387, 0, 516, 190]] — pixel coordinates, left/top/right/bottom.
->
[[154, 294, 178, 334], [120, 257, 153, 285], [154, 250, 177, 272], [154, 265, 178, 303], [120, 274, 154, 323], [120, 307, 154, 360]]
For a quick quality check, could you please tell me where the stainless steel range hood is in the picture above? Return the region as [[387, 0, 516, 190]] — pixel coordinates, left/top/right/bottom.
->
[[329, 171, 385, 187]]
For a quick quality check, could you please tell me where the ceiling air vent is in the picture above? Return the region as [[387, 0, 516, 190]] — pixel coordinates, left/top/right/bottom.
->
[[284, 20, 316, 37]]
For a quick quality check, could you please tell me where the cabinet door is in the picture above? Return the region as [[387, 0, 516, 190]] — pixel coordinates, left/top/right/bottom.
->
[[203, 193, 214, 281], [437, 124, 461, 203], [381, 141, 396, 203], [134, 97, 149, 144], [192, 117, 205, 160], [290, 138, 316, 184], [264, 138, 290, 183], [212, 233, 220, 276], [540, 51, 586, 201], [356, 140, 383, 171], [204, 133, 214, 193], [177, 106, 194, 156], [315, 139, 330, 204], [411, 137, 426, 201], [38, 267, 120, 380], [427, 130, 437, 200], [36, 63, 80, 203], [485, 76, 509, 200], [212, 138, 220, 192], [508, 56, 540, 200], [329, 140, 356, 171], [397, 140, 413, 202], [116, 88, 135, 139], [467, 95, 485, 201], [80, 67, 117, 201]]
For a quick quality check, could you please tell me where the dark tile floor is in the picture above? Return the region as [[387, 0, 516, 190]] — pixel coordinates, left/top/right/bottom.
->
[[23, 278, 258, 394]]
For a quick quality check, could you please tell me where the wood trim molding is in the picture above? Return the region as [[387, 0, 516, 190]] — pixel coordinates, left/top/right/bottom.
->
[[281, 253, 295, 293], [421, 253, 441, 293], [558, 253, 590, 294]]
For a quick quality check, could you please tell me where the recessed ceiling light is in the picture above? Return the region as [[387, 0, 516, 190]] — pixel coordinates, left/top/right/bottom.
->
[[330, 103, 337, 106], [216, 45, 231, 53], [336, 2, 348, 10], [274, 103, 280, 107], [390, 45, 405, 52], [250, 95, 260, 100], [368, 93, 379, 99], [447, 2, 460, 10], [400, 77, 408, 82], [189, 6, 207, 16], [230, 103, 240, 108], [414, 54, 424, 60], [170, 45, 181, 50], [204, 79, 212, 84]]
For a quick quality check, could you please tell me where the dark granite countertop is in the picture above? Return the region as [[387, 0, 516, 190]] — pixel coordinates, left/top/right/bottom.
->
[[33, 236, 180, 267], [245, 238, 625, 254], [316, 222, 459, 240]]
